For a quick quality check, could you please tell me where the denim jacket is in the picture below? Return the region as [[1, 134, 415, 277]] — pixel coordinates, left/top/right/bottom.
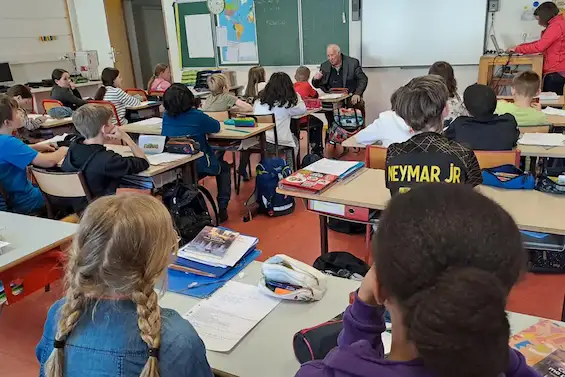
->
[[37, 299, 213, 377]]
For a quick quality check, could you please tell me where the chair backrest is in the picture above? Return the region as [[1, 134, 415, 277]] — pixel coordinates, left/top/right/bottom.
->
[[205, 111, 230, 121], [253, 114, 276, 124], [474, 150, 520, 169], [88, 100, 122, 126], [42, 99, 64, 113], [365, 145, 387, 170], [518, 125, 551, 135], [125, 88, 148, 101]]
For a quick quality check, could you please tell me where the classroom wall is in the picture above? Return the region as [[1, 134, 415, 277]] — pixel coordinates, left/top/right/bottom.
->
[[1, 0, 75, 83]]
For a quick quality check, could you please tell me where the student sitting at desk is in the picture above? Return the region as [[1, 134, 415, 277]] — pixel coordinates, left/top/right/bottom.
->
[[0, 95, 68, 214], [295, 184, 535, 377], [355, 86, 412, 147], [446, 84, 519, 150], [294, 66, 324, 157], [95, 67, 142, 125], [50, 69, 88, 110], [7, 84, 47, 131], [61, 104, 149, 209], [162, 84, 231, 223], [385, 75, 482, 195], [243, 65, 267, 103], [37, 194, 213, 377], [428, 61, 468, 123], [202, 73, 252, 113], [495, 71, 549, 126], [148, 63, 172, 93]]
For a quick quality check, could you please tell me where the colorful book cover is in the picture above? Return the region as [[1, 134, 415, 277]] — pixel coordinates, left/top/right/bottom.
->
[[280, 170, 338, 193], [510, 320, 565, 374], [187, 226, 239, 258]]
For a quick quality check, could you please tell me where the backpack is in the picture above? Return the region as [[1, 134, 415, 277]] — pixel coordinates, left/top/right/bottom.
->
[[328, 108, 364, 144], [162, 180, 218, 245], [301, 153, 322, 169], [256, 157, 295, 217], [313, 251, 370, 280]]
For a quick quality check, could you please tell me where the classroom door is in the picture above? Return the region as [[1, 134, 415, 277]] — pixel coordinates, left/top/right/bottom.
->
[[104, 0, 135, 88]]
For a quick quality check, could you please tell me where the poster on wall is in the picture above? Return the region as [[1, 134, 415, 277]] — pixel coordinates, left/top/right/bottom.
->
[[217, 0, 259, 64]]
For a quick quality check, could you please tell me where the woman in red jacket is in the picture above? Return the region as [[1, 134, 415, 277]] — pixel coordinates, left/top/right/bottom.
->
[[511, 2, 565, 94]]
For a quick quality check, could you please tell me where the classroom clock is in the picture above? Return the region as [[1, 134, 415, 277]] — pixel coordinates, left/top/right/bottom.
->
[[207, 0, 225, 15]]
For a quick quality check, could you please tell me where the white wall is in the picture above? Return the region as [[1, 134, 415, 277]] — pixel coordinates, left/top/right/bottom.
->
[[1, 0, 75, 83]]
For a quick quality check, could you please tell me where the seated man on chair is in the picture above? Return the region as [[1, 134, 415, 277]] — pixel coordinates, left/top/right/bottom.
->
[[312, 44, 368, 126]]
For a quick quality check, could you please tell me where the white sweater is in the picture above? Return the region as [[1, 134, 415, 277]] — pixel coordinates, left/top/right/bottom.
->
[[253, 95, 307, 148], [355, 110, 413, 147]]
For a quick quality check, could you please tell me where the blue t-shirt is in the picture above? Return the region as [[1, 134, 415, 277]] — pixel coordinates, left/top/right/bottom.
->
[[0, 135, 44, 213]]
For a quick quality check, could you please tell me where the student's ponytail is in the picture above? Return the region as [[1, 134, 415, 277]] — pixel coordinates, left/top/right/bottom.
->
[[403, 268, 510, 377], [148, 63, 169, 91], [94, 86, 107, 101], [95, 67, 120, 100], [147, 75, 157, 92]]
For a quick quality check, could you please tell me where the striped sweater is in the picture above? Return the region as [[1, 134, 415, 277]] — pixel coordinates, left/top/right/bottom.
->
[[102, 86, 141, 125]]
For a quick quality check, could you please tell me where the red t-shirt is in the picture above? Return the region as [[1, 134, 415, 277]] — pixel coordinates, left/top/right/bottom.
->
[[294, 81, 318, 99]]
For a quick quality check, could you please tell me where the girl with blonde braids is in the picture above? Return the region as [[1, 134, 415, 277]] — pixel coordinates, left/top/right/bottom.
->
[[36, 194, 213, 377]]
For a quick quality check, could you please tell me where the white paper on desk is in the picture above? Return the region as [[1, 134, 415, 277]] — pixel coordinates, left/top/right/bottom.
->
[[518, 133, 565, 147], [184, 281, 281, 352], [305, 158, 362, 176], [543, 107, 565, 116], [28, 114, 50, 119], [37, 133, 69, 145], [131, 117, 162, 127], [44, 117, 72, 125], [146, 153, 187, 165], [178, 234, 258, 268], [320, 93, 343, 100], [538, 92, 559, 101]]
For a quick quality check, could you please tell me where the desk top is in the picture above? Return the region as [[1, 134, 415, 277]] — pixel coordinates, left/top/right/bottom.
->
[[105, 145, 202, 177], [126, 101, 160, 111], [37, 116, 74, 129], [30, 81, 102, 94], [278, 168, 565, 235], [160, 260, 554, 377], [0, 213, 77, 273], [122, 120, 275, 140], [498, 95, 565, 107], [342, 135, 366, 148], [319, 93, 352, 103]]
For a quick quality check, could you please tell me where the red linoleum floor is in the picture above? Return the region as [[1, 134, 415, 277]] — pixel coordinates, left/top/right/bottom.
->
[[1, 144, 564, 377]]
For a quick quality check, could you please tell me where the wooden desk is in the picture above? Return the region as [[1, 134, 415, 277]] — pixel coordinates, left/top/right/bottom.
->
[[498, 95, 564, 108], [126, 101, 160, 111], [160, 260, 559, 377], [319, 93, 352, 103], [0, 213, 77, 273], [342, 135, 366, 149], [547, 114, 565, 126], [37, 116, 75, 136], [479, 55, 543, 88], [278, 168, 565, 254], [519, 144, 565, 158]]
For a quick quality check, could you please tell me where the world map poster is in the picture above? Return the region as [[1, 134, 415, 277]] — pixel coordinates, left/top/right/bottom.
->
[[217, 0, 259, 64]]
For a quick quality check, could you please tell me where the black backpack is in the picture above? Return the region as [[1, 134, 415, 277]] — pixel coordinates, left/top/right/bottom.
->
[[162, 180, 218, 245], [313, 251, 370, 279]]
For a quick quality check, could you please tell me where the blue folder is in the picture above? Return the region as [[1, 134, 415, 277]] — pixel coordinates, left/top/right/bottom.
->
[[167, 249, 261, 298]]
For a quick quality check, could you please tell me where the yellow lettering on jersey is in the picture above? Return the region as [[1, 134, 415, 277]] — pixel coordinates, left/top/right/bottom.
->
[[398, 165, 408, 181], [388, 165, 398, 181], [420, 166, 430, 182], [445, 164, 462, 183], [399, 187, 411, 194], [407, 165, 420, 181], [430, 165, 440, 182]]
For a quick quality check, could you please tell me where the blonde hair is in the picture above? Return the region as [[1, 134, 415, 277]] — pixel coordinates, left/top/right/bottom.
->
[[148, 63, 169, 90], [207, 73, 228, 95], [44, 194, 178, 377], [244, 66, 266, 98]]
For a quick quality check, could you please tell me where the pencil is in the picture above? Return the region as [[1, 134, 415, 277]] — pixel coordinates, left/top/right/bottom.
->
[[168, 263, 217, 278]]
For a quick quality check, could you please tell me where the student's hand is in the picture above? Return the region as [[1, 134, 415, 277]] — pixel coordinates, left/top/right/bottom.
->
[[351, 94, 361, 105], [358, 265, 379, 306], [33, 142, 57, 153], [508, 46, 517, 53], [531, 102, 542, 111], [69, 81, 77, 90], [105, 125, 124, 141], [313, 71, 323, 80]]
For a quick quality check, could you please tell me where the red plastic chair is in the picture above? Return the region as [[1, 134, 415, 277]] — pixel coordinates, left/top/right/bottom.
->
[[88, 100, 122, 127], [125, 88, 148, 101], [42, 99, 64, 114]]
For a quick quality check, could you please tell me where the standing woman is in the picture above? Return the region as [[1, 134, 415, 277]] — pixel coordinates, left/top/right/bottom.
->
[[511, 2, 565, 94]]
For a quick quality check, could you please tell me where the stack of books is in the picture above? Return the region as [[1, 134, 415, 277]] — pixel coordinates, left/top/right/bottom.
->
[[168, 226, 260, 298], [279, 158, 364, 193]]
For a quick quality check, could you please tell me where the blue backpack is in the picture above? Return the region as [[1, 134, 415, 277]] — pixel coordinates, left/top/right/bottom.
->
[[256, 157, 295, 217]]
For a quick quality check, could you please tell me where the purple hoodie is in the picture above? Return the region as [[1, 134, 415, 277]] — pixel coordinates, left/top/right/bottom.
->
[[295, 294, 540, 377]]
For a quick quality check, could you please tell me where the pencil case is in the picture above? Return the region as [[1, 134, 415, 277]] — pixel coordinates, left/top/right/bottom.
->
[[224, 118, 256, 127], [481, 165, 535, 190]]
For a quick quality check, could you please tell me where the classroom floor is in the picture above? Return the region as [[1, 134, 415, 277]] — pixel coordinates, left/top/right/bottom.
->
[[1, 143, 564, 377]]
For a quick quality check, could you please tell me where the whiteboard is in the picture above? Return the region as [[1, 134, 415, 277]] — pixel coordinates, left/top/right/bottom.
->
[[361, 0, 488, 67]]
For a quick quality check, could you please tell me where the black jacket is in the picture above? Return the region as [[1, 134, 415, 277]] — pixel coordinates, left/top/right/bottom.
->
[[50, 86, 88, 110], [61, 139, 149, 202], [312, 54, 368, 96], [445, 114, 519, 151], [386, 132, 482, 195]]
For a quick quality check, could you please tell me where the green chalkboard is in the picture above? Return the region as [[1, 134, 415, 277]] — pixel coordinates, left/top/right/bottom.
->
[[175, 2, 216, 68], [301, 0, 349, 65], [255, 0, 300, 66]]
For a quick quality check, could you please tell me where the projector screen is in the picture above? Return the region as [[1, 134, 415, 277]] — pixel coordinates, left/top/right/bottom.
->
[[361, 0, 488, 67]]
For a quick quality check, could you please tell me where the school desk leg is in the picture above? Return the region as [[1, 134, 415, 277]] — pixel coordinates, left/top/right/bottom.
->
[[259, 132, 267, 160], [182, 161, 198, 185], [319, 215, 329, 255]]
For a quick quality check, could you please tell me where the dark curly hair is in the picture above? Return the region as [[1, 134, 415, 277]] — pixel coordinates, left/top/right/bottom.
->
[[163, 83, 196, 117], [374, 184, 526, 377], [429, 61, 458, 99], [258, 72, 298, 110]]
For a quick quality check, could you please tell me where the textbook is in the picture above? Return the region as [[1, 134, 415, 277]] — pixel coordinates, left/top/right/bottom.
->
[[279, 170, 338, 193], [510, 319, 565, 375], [186, 226, 239, 258]]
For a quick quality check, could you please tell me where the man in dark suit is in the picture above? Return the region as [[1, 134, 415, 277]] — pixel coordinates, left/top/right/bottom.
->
[[312, 44, 368, 126]]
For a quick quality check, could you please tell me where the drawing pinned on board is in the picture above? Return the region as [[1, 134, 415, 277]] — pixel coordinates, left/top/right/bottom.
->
[[185, 14, 215, 58], [216, 26, 228, 47]]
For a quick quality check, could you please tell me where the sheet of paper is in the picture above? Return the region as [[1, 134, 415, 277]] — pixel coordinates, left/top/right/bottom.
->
[[382, 332, 392, 354], [518, 133, 565, 147], [539, 92, 559, 101], [184, 281, 281, 352], [28, 114, 50, 119], [185, 14, 215, 58], [44, 117, 72, 125], [305, 158, 362, 176], [216, 26, 228, 47], [146, 153, 187, 165], [238, 42, 258, 63], [37, 133, 69, 145], [226, 46, 239, 63], [320, 93, 344, 100], [179, 234, 258, 268], [543, 107, 565, 116], [131, 117, 162, 128]]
